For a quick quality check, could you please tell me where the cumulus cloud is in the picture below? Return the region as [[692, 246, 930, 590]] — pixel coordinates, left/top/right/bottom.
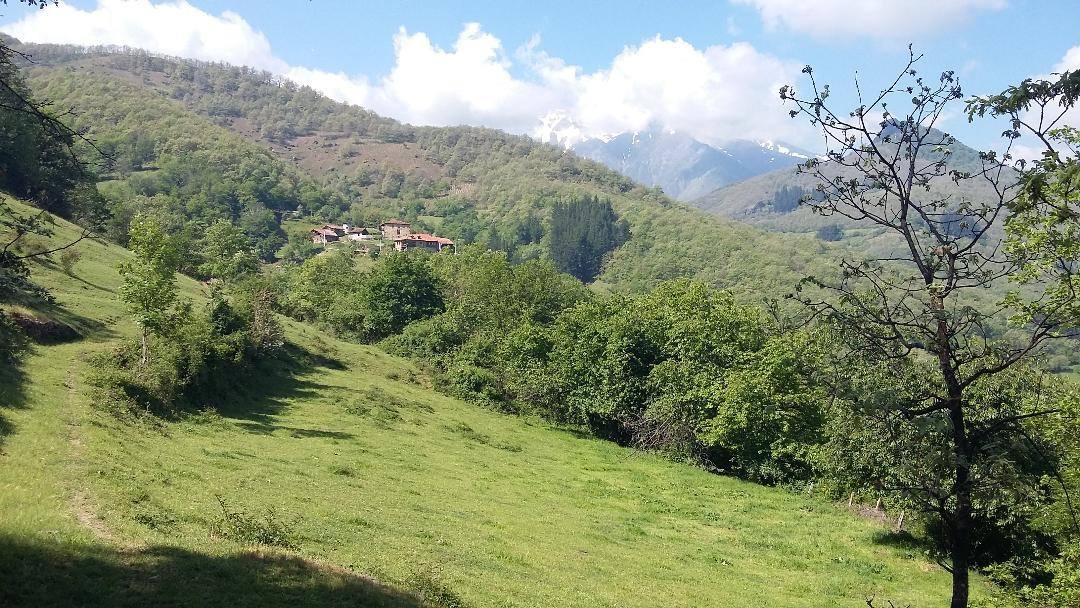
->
[[1055, 46, 1080, 72], [2, 0, 285, 71], [733, 0, 1006, 40], [526, 37, 803, 146], [2, 0, 809, 146]]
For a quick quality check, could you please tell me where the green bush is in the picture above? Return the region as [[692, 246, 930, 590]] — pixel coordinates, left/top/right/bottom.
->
[[87, 293, 282, 416], [209, 496, 297, 549], [59, 248, 82, 275]]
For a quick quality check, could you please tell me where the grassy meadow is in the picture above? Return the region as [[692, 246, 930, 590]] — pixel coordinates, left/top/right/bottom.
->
[[0, 197, 975, 607]]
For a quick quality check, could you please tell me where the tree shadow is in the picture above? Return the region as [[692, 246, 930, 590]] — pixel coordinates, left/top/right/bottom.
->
[[6, 292, 114, 342], [0, 534, 426, 608], [870, 529, 936, 554], [234, 421, 355, 440], [0, 357, 27, 447], [189, 342, 347, 424]]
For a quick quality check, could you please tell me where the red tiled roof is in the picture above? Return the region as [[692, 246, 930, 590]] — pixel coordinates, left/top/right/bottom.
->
[[396, 232, 454, 245]]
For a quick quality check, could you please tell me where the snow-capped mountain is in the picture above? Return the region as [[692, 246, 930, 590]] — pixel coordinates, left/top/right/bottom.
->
[[565, 128, 812, 201]]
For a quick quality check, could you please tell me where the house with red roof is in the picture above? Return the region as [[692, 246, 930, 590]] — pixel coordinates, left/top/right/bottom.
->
[[393, 232, 455, 253]]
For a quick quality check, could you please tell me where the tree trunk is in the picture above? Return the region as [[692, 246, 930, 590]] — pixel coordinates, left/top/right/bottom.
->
[[140, 326, 149, 365], [949, 398, 973, 608], [932, 292, 972, 608]]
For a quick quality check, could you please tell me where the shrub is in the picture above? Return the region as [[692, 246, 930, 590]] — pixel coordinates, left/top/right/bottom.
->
[[407, 565, 469, 608], [209, 496, 297, 548], [59, 248, 82, 275], [87, 293, 282, 416]]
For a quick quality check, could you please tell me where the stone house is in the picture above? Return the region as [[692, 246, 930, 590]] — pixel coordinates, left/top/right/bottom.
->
[[393, 233, 455, 253], [379, 219, 412, 240], [310, 227, 340, 244]]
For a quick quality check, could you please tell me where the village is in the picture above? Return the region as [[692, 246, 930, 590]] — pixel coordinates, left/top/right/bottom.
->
[[310, 218, 455, 253]]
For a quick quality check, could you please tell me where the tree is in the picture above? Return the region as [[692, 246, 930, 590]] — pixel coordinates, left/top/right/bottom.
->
[[967, 71, 1080, 332], [278, 231, 320, 265], [197, 219, 258, 281], [360, 252, 443, 341], [0, 35, 106, 302], [779, 50, 1078, 607], [118, 214, 181, 363], [549, 195, 629, 282]]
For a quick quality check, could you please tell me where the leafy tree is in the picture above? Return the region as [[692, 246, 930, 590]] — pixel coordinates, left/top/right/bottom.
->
[[780, 51, 1079, 607], [118, 214, 181, 363], [0, 40, 105, 303], [967, 71, 1080, 332], [278, 231, 320, 265], [360, 252, 443, 341], [238, 206, 286, 261], [281, 248, 366, 333], [197, 219, 258, 281]]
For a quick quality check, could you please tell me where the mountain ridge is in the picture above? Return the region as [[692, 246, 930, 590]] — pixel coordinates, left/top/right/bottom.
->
[[558, 125, 812, 201]]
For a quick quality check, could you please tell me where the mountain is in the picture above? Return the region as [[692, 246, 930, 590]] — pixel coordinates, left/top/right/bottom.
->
[[9, 39, 837, 299], [564, 128, 810, 201], [690, 128, 997, 241]]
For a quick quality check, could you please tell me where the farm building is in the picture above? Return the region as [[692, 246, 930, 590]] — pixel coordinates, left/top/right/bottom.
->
[[380, 219, 412, 240], [346, 226, 375, 241], [394, 233, 455, 253], [310, 227, 340, 244]]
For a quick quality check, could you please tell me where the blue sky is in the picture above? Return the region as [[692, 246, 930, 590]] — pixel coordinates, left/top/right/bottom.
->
[[2, 0, 1077, 151]]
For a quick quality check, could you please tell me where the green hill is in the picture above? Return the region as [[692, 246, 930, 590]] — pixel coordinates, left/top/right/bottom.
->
[[690, 128, 1001, 244], [11, 40, 836, 299], [0, 194, 972, 606]]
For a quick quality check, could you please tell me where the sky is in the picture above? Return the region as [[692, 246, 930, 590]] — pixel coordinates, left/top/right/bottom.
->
[[1, 0, 1077, 152]]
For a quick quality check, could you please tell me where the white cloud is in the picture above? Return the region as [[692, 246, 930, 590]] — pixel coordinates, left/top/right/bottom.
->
[[2, 0, 809, 147], [1055, 46, 1080, 72], [2, 0, 285, 71], [997, 46, 1080, 162], [733, 0, 1006, 40], [526, 36, 804, 146]]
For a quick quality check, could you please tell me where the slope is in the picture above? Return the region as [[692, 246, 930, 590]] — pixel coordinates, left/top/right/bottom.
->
[[13, 41, 835, 299], [572, 129, 809, 201], [0, 194, 975, 606], [691, 127, 997, 236]]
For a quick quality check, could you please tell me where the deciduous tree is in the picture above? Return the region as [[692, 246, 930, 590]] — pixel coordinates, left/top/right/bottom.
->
[[118, 214, 181, 363], [780, 49, 1079, 607]]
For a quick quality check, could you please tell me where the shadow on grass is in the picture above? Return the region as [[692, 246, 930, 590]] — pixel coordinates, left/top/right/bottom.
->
[[8, 291, 115, 342], [0, 534, 425, 608], [234, 421, 355, 440], [188, 343, 347, 427], [0, 358, 26, 446], [871, 529, 936, 554]]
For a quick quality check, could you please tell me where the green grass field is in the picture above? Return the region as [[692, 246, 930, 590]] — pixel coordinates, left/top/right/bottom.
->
[[0, 197, 976, 607]]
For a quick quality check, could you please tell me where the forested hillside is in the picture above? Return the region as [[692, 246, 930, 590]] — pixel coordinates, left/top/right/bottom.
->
[[691, 127, 999, 240], [10, 38, 835, 298]]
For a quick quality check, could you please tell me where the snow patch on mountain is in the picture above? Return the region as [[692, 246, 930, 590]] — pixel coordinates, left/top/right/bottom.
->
[[562, 127, 812, 200]]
